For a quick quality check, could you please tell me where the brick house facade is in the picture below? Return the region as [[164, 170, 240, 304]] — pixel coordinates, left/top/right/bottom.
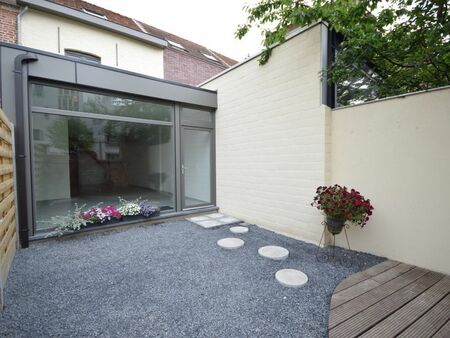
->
[[0, 0, 236, 85], [164, 48, 228, 86], [0, 2, 18, 44]]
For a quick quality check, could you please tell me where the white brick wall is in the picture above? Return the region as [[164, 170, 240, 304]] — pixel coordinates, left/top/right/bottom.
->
[[202, 24, 330, 243]]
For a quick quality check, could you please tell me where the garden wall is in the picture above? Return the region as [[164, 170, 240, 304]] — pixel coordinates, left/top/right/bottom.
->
[[331, 87, 450, 274], [202, 23, 331, 244]]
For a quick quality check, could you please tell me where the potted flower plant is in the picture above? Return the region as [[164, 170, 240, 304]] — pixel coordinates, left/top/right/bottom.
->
[[118, 197, 141, 221], [79, 205, 122, 225], [311, 185, 374, 234], [139, 201, 160, 218], [100, 205, 122, 223], [80, 207, 106, 224]]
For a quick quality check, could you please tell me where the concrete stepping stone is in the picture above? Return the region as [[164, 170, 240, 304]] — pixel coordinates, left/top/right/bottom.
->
[[275, 269, 308, 288], [208, 213, 225, 219], [230, 226, 249, 234], [258, 245, 289, 260], [219, 216, 240, 224], [196, 220, 223, 229], [188, 216, 210, 222], [187, 213, 241, 228], [217, 237, 244, 250]]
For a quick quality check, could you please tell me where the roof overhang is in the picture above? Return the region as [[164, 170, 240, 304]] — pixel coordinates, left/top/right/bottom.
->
[[18, 0, 168, 48]]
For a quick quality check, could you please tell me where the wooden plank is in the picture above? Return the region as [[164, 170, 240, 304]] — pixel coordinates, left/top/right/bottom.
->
[[330, 272, 444, 338], [331, 263, 413, 309], [0, 110, 11, 129], [0, 232, 16, 288], [0, 179, 13, 196], [331, 278, 381, 309], [0, 165, 13, 176], [329, 267, 428, 329], [0, 128, 11, 144], [0, 206, 16, 235], [371, 262, 414, 284], [361, 276, 450, 338], [0, 146, 12, 159], [398, 293, 450, 338], [0, 191, 14, 216], [0, 220, 15, 257], [334, 260, 399, 292], [433, 319, 450, 338]]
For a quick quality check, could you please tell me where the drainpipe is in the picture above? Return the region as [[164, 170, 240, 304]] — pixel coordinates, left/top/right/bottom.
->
[[17, 6, 29, 45], [14, 53, 38, 248]]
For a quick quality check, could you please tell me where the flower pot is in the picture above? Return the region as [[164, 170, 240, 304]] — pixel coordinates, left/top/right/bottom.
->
[[326, 216, 346, 235], [105, 218, 122, 226], [122, 215, 140, 222]]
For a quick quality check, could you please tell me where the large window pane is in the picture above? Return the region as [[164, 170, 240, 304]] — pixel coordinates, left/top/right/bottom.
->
[[31, 84, 173, 122], [181, 107, 212, 123], [32, 113, 174, 230], [183, 128, 212, 208]]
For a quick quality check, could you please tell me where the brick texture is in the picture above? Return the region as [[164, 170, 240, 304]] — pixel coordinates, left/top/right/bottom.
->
[[0, 3, 18, 44], [202, 24, 330, 244], [164, 48, 227, 86]]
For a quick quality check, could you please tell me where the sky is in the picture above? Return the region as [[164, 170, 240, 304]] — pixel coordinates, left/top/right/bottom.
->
[[85, 0, 263, 62]]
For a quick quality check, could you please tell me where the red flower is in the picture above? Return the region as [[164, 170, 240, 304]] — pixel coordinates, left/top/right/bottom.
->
[[311, 184, 373, 227]]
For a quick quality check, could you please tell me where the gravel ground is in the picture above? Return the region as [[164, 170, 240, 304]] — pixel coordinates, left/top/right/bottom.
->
[[0, 221, 384, 337]]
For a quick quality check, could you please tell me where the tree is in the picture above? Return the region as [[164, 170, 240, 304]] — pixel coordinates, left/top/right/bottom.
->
[[236, 0, 449, 105]]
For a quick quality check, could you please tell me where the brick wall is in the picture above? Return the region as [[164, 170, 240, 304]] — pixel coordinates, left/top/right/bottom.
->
[[164, 48, 227, 86], [0, 3, 18, 44], [202, 24, 331, 244]]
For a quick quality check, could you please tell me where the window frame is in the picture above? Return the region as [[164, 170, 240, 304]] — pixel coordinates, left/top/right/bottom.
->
[[65, 49, 102, 64]]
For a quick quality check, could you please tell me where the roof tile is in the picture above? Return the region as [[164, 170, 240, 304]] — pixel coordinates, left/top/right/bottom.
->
[[47, 0, 237, 67]]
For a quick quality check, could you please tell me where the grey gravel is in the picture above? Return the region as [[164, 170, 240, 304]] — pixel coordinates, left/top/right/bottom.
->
[[0, 221, 384, 337]]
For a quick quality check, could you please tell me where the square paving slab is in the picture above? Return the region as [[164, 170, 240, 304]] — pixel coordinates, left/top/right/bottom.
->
[[187, 213, 241, 228]]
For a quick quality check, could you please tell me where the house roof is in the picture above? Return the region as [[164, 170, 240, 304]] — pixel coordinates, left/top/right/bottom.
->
[[46, 0, 238, 68]]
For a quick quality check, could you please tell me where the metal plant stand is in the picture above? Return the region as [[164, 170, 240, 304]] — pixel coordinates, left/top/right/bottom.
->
[[316, 221, 352, 266]]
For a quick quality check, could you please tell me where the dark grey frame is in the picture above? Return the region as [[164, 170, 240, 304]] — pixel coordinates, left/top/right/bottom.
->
[[29, 87, 178, 234], [179, 105, 216, 210], [0, 43, 217, 246]]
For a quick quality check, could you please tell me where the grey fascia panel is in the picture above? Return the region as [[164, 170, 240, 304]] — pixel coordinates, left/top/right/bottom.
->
[[18, 0, 168, 48], [1, 47, 26, 123], [76, 63, 217, 108], [27, 53, 76, 83], [1, 43, 217, 109]]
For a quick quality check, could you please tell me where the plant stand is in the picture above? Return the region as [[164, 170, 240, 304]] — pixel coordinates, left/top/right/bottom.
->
[[316, 220, 352, 266]]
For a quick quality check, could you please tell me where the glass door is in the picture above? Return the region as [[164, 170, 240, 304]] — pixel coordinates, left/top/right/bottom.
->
[[181, 127, 213, 209]]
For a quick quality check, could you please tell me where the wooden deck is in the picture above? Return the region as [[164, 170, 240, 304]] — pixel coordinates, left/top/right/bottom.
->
[[329, 260, 450, 338]]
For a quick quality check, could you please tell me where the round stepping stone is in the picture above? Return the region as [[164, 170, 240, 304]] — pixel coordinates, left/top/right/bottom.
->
[[275, 269, 308, 288], [217, 237, 244, 250], [258, 245, 289, 260], [230, 226, 249, 234]]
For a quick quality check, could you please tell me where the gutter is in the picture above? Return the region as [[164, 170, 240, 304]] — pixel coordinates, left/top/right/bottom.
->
[[17, 0, 168, 48], [17, 5, 29, 45], [14, 52, 38, 248]]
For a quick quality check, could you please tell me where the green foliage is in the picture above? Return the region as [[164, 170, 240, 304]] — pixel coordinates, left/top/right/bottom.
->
[[236, 0, 450, 105], [47, 204, 88, 237]]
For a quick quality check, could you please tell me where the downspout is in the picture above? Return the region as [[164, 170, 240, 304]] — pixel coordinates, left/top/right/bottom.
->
[[17, 6, 29, 45], [14, 53, 38, 248]]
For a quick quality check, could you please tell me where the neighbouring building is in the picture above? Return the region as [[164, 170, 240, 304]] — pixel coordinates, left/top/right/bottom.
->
[[0, 0, 237, 85]]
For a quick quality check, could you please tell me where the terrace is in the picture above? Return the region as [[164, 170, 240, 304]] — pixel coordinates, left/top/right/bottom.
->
[[0, 219, 384, 337]]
